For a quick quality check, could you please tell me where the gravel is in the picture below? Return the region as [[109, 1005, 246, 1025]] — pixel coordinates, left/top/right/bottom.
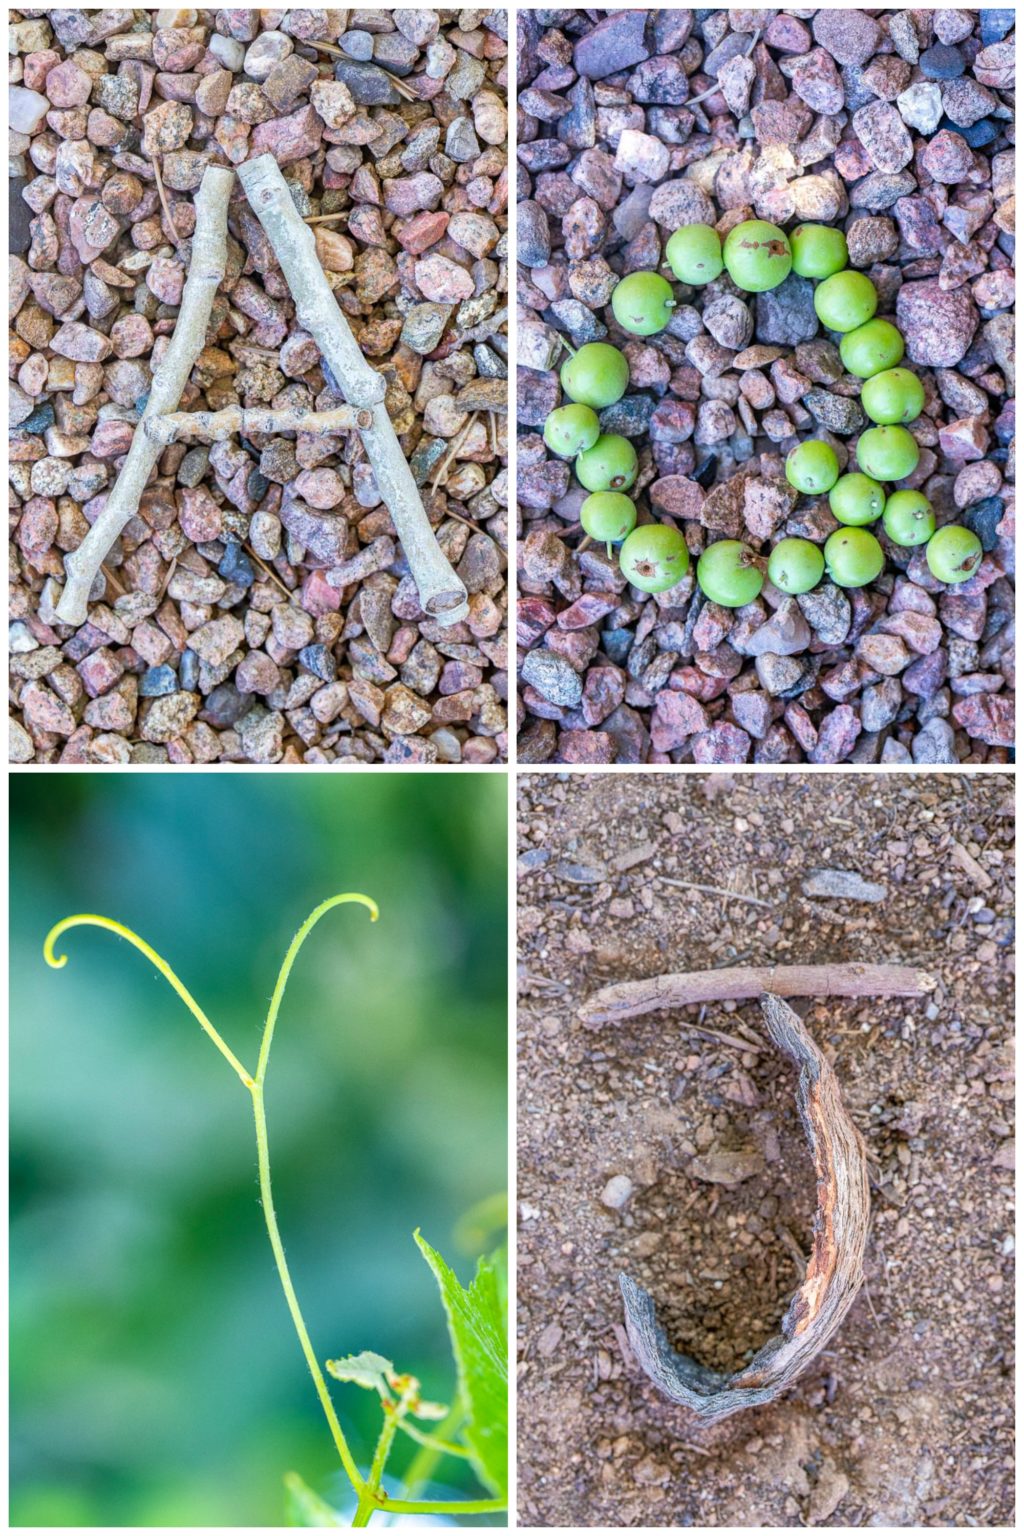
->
[[10, 7, 508, 765], [516, 8, 1014, 764]]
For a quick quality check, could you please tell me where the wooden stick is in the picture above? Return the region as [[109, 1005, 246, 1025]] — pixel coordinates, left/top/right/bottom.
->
[[146, 404, 371, 445], [55, 165, 234, 626], [237, 154, 469, 626], [579, 962, 936, 1028], [621, 993, 870, 1424]]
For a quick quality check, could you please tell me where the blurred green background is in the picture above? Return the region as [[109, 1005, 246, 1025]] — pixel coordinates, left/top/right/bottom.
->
[[10, 772, 507, 1527]]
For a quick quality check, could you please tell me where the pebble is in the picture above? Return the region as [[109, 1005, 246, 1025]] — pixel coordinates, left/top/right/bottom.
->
[[896, 279, 979, 367], [600, 1175, 634, 1210]]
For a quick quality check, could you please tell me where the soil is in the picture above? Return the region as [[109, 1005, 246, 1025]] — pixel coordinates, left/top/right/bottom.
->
[[517, 770, 1014, 1526]]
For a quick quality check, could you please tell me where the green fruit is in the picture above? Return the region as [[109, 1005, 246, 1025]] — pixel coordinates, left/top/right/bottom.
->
[[926, 524, 983, 584], [619, 523, 690, 592], [785, 439, 840, 494], [696, 540, 765, 607], [580, 491, 637, 544], [560, 342, 629, 409], [829, 472, 885, 526], [839, 318, 905, 378], [611, 271, 676, 336], [767, 537, 825, 595], [722, 219, 792, 293], [824, 527, 885, 588], [813, 270, 878, 332], [790, 223, 848, 279], [861, 367, 925, 426], [575, 433, 638, 492], [882, 490, 935, 547], [665, 223, 723, 285], [543, 403, 600, 458], [856, 425, 920, 482]]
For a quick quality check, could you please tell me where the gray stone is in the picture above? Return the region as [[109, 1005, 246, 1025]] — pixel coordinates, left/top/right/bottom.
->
[[755, 273, 818, 345], [521, 648, 584, 707]]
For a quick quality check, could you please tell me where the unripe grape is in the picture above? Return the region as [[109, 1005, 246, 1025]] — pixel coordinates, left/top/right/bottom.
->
[[767, 537, 825, 595], [829, 472, 885, 526], [619, 523, 690, 592], [696, 539, 765, 606], [861, 367, 925, 426], [786, 439, 840, 494], [665, 223, 724, 285], [575, 433, 638, 492], [926, 524, 983, 584], [856, 425, 919, 482], [560, 343, 629, 409], [722, 220, 792, 293], [611, 271, 676, 336], [790, 223, 848, 279], [882, 490, 935, 547], [824, 527, 885, 588], [813, 270, 878, 332], [839, 318, 905, 378], [543, 404, 600, 458], [580, 491, 637, 544]]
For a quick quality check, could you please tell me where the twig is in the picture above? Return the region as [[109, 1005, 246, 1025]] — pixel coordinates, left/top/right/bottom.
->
[[686, 1024, 765, 1055], [579, 962, 937, 1028], [55, 165, 234, 625], [655, 876, 771, 908], [237, 155, 469, 626], [431, 411, 478, 493], [147, 404, 370, 445], [622, 993, 870, 1424], [304, 211, 349, 224], [152, 152, 182, 251]]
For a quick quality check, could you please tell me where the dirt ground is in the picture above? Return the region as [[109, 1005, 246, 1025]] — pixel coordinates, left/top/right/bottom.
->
[[516, 771, 1014, 1526]]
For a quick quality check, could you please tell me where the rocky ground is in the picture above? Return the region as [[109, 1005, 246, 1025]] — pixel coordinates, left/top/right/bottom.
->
[[10, 7, 508, 764], [517, 770, 1014, 1526], [516, 8, 1015, 765]]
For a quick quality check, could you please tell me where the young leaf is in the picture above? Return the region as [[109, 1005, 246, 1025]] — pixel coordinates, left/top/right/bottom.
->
[[324, 1350, 393, 1393], [414, 1231, 508, 1502], [283, 1471, 346, 1527]]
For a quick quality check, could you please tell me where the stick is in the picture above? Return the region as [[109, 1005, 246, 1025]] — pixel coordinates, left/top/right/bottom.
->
[[579, 962, 936, 1028], [237, 155, 469, 626], [621, 994, 870, 1424], [146, 404, 371, 446], [55, 165, 234, 626]]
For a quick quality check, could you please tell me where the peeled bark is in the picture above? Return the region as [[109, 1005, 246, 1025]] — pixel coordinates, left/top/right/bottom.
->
[[580, 962, 935, 1029], [621, 993, 871, 1424]]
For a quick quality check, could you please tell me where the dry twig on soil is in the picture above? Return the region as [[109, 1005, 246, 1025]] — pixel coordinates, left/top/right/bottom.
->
[[621, 993, 871, 1424]]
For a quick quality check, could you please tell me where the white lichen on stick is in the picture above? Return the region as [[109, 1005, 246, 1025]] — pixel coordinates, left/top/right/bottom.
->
[[55, 164, 235, 627], [146, 404, 372, 446], [237, 154, 469, 626]]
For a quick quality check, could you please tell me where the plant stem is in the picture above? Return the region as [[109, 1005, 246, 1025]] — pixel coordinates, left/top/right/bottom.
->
[[378, 1496, 506, 1516], [401, 1403, 467, 1497]]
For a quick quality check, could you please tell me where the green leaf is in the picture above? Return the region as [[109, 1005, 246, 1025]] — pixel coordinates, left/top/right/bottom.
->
[[324, 1349, 393, 1392], [283, 1471, 346, 1527], [414, 1230, 508, 1502]]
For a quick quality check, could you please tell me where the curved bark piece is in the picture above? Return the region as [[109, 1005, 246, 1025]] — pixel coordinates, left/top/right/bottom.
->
[[55, 165, 234, 626], [580, 962, 935, 1029], [621, 993, 870, 1424]]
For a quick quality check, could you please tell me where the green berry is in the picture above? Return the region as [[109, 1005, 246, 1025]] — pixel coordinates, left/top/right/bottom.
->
[[543, 403, 600, 458], [575, 433, 638, 492], [611, 271, 676, 336], [856, 425, 920, 482], [813, 270, 878, 332], [665, 223, 724, 285], [790, 223, 848, 280], [824, 527, 885, 588], [926, 524, 983, 584], [722, 219, 792, 293], [861, 367, 925, 426], [882, 490, 935, 547], [560, 343, 629, 409], [580, 491, 637, 544], [839, 318, 905, 379], [767, 537, 825, 595], [696, 540, 765, 607], [619, 523, 690, 593], [785, 439, 840, 494], [828, 472, 885, 526]]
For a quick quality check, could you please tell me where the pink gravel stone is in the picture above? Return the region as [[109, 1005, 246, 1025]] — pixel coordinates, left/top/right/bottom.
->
[[45, 59, 93, 108], [250, 104, 323, 165], [415, 254, 475, 303]]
